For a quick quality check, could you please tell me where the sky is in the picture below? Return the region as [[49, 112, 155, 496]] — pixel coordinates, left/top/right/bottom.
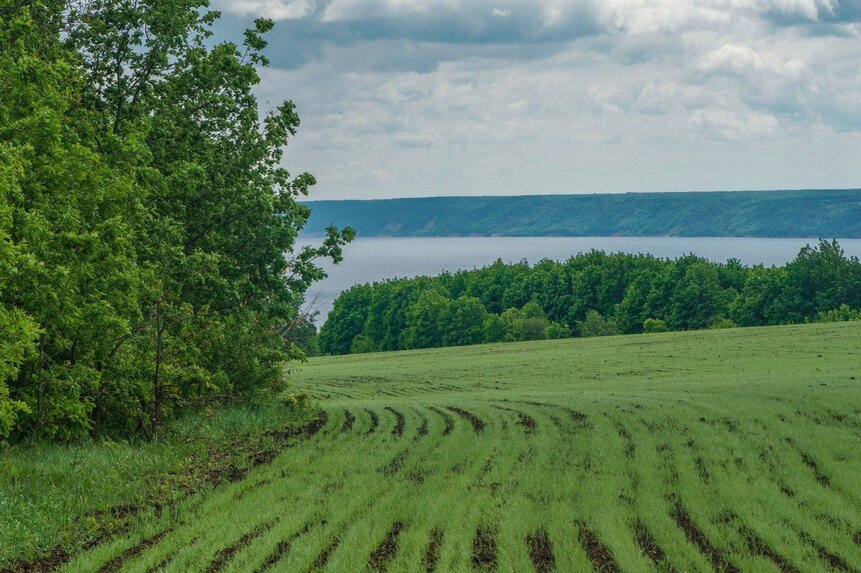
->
[[212, 0, 861, 199]]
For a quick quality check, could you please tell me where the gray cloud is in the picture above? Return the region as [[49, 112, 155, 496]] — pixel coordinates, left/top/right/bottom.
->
[[215, 1, 607, 72], [214, 0, 861, 198]]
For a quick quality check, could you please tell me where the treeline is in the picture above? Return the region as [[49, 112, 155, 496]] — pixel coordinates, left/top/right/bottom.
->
[[319, 240, 861, 354], [0, 1, 351, 441]]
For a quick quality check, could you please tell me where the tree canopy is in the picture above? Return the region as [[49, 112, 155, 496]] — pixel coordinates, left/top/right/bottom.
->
[[0, 0, 352, 441], [319, 240, 861, 355]]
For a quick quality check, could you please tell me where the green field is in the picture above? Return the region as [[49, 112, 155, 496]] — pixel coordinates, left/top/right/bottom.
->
[[53, 322, 861, 572]]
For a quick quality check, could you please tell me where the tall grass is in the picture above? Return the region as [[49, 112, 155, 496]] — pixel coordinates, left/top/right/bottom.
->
[[7, 322, 861, 571], [0, 399, 313, 564]]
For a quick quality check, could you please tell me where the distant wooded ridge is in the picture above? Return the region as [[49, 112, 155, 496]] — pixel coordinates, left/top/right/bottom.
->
[[303, 189, 861, 238]]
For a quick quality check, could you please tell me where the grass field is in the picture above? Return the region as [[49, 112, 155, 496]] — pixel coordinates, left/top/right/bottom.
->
[[0, 403, 315, 568], [42, 322, 861, 571]]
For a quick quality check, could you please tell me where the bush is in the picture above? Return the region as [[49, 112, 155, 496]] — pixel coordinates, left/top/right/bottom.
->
[[349, 335, 378, 354], [546, 321, 572, 339], [809, 304, 861, 323], [482, 315, 506, 343], [521, 317, 548, 341], [498, 304, 552, 342], [711, 318, 738, 329], [642, 318, 668, 333], [577, 310, 621, 337]]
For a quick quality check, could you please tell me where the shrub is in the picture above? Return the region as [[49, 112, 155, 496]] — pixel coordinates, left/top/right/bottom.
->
[[809, 304, 861, 323], [482, 315, 506, 343], [711, 318, 738, 329], [577, 310, 621, 337], [546, 322, 572, 339], [349, 335, 378, 354], [521, 317, 548, 341], [642, 318, 668, 333]]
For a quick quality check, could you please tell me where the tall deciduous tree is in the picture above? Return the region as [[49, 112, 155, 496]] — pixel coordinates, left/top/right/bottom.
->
[[0, 0, 352, 440]]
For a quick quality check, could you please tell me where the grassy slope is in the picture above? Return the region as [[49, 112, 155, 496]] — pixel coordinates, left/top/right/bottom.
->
[[26, 323, 861, 571], [0, 402, 315, 566]]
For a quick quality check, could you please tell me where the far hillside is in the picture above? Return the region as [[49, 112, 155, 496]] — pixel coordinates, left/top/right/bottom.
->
[[303, 189, 861, 238]]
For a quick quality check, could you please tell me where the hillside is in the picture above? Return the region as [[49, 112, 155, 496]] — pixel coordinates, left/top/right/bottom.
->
[[27, 322, 861, 571], [303, 189, 861, 238]]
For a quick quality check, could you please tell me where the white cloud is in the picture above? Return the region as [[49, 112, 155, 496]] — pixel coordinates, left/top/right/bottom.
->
[[221, 0, 851, 27], [221, 0, 313, 19], [688, 108, 782, 140], [699, 43, 808, 78], [243, 0, 861, 198], [321, 0, 460, 22]]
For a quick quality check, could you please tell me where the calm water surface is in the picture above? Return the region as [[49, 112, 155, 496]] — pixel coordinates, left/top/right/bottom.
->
[[299, 236, 861, 323]]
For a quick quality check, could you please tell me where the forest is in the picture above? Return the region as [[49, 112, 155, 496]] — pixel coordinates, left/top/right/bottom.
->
[[0, 1, 352, 442], [303, 189, 861, 238], [319, 239, 861, 354]]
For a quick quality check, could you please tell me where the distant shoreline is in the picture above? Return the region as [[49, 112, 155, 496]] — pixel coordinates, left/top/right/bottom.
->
[[301, 189, 861, 239], [298, 233, 847, 239]]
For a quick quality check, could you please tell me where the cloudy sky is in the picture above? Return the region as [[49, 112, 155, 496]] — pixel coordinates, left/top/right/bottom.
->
[[213, 0, 861, 199]]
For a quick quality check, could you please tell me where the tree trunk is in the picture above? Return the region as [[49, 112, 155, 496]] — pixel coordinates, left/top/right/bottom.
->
[[150, 297, 164, 438], [35, 332, 46, 437]]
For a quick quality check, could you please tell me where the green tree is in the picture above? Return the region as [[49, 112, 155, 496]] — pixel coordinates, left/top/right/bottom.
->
[[65, 0, 351, 435], [0, 2, 148, 438], [576, 310, 621, 337], [499, 308, 525, 342], [669, 262, 726, 330], [349, 335, 377, 354], [319, 242, 861, 355], [403, 290, 450, 349], [482, 314, 506, 343], [0, 0, 351, 440], [783, 239, 861, 319], [521, 317, 548, 341], [442, 297, 488, 347], [521, 301, 551, 340], [319, 284, 373, 355], [614, 267, 660, 333], [545, 321, 571, 339], [730, 266, 788, 326], [363, 280, 434, 351]]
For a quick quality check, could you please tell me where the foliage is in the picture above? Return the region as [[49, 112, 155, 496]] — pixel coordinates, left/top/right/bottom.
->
[[320, 240, 861, 354], [0, 1, 351, 441], [642, 318, 668, 333], [349, 335, 378, 354], [668, 262, 726, 329], [545, 321, 572, 339], [576, 310, 621, 337], [711, 318, 738, 329], [318, 284, 373, 355], [809, 304, 861, 323], [403, 290, 450, 350]]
